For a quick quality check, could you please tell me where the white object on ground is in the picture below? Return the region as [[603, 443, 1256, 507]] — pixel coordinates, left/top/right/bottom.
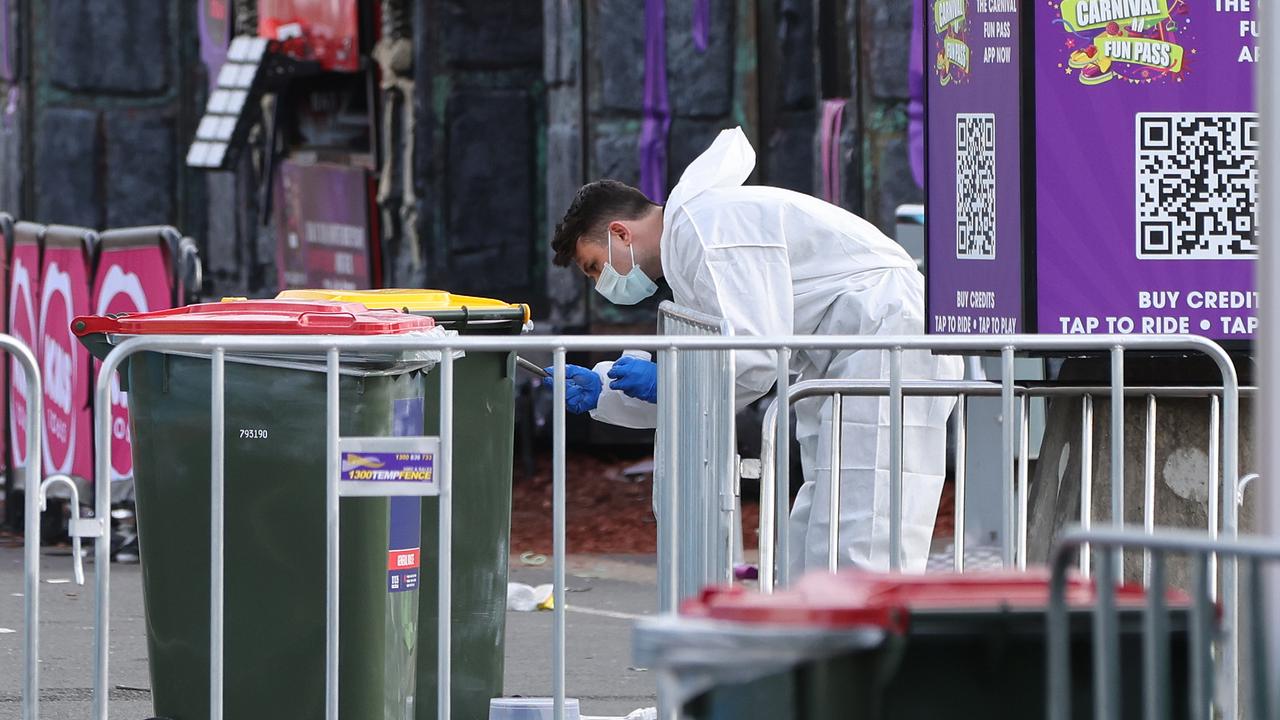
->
[[489, 697, 581, 720], [507, 583, 536, 612], [507, 583, 554, 612], [576, 705, 657, 720]]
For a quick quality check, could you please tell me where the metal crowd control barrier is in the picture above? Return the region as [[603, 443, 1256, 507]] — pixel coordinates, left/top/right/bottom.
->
[[757, 379, 1016, 585], [752, 340, 1246, 719], [78, 336, 456, 720], [759, 349, 1243, 578], [25, 332, 1243, 720], [10, 331, 98, 720], [655, 301, 735, 612], [1047, 527, 1280, 720], [1022, 385, 1257, 590], [759, 383, 1256, 588], [9, 333, 42, 720]]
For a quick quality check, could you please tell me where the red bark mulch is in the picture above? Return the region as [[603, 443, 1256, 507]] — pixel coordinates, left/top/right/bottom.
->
[[509, 454, 956, 556]]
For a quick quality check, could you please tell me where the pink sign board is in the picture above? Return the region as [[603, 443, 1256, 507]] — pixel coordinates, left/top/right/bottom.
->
[[93, 238, 174, 481], [0, 225, 9, 473], [40, 232, 93, 484], [8, 230, 38, 473]]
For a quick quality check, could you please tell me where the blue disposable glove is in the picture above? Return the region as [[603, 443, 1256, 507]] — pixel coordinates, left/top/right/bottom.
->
[[607, 356, 658, 404], [543, 364, 601, 414]]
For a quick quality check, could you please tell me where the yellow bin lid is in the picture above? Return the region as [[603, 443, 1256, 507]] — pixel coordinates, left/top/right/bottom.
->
[[273, 288, 531, 325]]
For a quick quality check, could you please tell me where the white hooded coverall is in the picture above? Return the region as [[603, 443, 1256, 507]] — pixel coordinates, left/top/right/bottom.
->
[[590, 128, 964, 574]]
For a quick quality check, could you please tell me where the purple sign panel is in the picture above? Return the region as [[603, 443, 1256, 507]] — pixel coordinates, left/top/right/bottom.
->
[[274, 159, 375, 291], [1035, 0, 1257, 340], [198, 0, 231, 92], [926, 0, 1025, 335]]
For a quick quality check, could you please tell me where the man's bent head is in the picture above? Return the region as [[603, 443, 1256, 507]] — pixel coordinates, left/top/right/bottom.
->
[[552, 180, 664, 283]]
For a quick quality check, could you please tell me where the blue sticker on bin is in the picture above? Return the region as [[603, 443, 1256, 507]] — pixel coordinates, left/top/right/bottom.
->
[[388, 397, 424, 593]]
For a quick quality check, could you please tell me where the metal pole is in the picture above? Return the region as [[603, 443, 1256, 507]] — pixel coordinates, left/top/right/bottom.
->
[[662, 347, 679, 610], [93, 351, 111, 720], [1221, 366, 1241, 720], [775, 348, 791, 588], [889, 349, 903, 571], [16, 341, 42, 720], [439, 350, 455, 720], [1209, 395, 1220, 601], [553, 350, 568, 720], [1095, 548, 1120, 720], [954, 395, 967, 573], [759, 399, 776, 593], [23, 440, 38, 720], [1143, 395, 1157, 587], [827, 394, 842, 573], [1081, 395, 1094, 577], [324, 348, 340, 720], [210, 348, 226, 720], [1018, 395, 1029, 570], [1143, 551, 1169, 720], [1190, 553, 1213, 720], [1047, 547, 1072, 720], [722, 341, 737, 584], [1249, 557, 1272, 720], [1259, 0, 1280, 705], [1110, 346, 1125, 583], [1001, 346, 1015, 567]]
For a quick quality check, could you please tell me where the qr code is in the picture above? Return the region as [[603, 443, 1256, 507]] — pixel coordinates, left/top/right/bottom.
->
[[956, 113, 996, 259], [1136, 113, 1258, 259]]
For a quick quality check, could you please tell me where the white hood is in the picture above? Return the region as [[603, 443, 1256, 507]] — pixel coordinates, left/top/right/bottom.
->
[[662, 127, 756, 221]]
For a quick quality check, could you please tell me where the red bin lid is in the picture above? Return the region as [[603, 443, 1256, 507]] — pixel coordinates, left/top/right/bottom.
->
[[681, 570, 1170, 633], [72, 299, 436, 336]]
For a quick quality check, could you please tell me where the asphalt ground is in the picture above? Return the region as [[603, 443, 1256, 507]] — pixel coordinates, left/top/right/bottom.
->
[[0, 546, 659, 720]]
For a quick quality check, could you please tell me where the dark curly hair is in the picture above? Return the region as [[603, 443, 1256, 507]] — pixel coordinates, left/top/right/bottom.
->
[[552, 180, 659, 267]]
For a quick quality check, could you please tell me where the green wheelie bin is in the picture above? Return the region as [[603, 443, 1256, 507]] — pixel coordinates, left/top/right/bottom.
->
[[277, 288, 528, 720], [635, 570, 1196, 720], [74, 299, 446, 720]]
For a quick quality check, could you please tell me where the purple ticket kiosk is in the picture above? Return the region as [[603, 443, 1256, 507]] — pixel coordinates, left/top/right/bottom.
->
[[926, 0, 1257, 343]]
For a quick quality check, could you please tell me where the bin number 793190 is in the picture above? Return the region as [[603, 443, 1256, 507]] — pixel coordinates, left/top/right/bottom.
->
[[239, 428, 269, 440]]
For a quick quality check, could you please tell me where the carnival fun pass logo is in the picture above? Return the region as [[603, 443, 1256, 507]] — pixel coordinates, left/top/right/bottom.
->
[[1053, 0, 1195, 85], [934, 0, 973, 85]]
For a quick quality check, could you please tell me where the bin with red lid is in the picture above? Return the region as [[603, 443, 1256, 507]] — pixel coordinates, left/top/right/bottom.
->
[[634, 570, 1196, 720], [74, 300, 446, 719]]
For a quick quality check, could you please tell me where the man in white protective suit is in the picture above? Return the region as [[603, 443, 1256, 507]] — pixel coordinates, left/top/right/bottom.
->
[[547, 127, 963, 574]]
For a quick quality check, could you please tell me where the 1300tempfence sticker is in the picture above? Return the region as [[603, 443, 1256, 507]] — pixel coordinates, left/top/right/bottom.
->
[[337, 435, 440, 496], [341, 448, 436, 483], [1136, 112, 1258, 260], [956, 113, 996, 259]]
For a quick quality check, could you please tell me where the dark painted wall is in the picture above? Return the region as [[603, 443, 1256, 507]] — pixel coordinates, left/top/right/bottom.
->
[[543, 0, 921, 328], [19, 0, 203, 235], [409, 0, 547, 303], [3, 1, 920, 318]]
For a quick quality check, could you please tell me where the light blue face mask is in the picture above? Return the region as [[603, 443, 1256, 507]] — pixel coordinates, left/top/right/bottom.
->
[[595, 232, 658, 305]]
